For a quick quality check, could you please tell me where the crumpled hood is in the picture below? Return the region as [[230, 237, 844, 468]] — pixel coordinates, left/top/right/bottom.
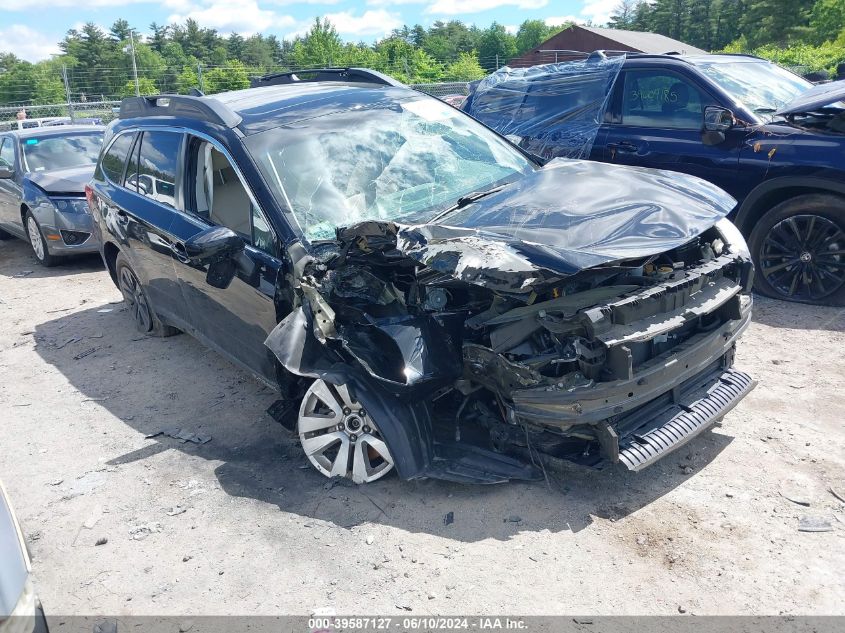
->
[[26, 165, 94, 195], [394, 159, 736, 292], [775, 79, 845, 116]]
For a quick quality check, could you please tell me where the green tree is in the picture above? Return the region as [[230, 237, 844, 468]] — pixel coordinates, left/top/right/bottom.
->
[[442, 51, 486, 81], [204, 59, 250, 94], [120, 77, 158, 97], [477, 23, 517, 71], [810, 0, 845, 43]]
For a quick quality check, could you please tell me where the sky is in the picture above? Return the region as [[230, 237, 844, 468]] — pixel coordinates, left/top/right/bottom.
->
[[0, 0, 620, 62]]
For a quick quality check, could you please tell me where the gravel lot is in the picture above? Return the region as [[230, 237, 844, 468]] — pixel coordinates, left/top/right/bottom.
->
[[1, 237, 844, 616]]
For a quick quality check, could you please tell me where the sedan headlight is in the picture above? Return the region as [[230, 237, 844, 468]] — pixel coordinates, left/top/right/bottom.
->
[[51, 196, 90, 214], [716, 218, 750, 259]]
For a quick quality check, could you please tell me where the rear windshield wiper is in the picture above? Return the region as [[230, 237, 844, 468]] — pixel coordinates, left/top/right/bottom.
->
[[430, 185, 507, 223]]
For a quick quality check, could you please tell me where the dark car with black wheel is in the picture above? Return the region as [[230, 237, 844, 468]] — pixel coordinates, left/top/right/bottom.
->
[[464, 54, 845, 306], [87, 69, 756, 486], [0, 126, 104, 266]]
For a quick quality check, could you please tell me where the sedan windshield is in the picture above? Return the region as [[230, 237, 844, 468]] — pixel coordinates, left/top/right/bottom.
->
[[694, 60, 811, 118], [245, 96, 535, 242], [22, 133, 103, 172]]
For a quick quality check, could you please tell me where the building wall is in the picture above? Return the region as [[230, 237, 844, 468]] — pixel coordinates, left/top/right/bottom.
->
[[507, 26, 640, 68]]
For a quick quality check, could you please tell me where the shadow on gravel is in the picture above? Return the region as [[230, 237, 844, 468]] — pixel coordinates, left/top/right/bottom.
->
[[752, 294, 845, 332], [0, 238, 103, 279], [34, 301, 734, 542]]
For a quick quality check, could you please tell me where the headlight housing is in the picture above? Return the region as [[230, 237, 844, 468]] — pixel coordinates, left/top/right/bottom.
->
[[716, 218, 750, 259], [51, 196, 91, 214]]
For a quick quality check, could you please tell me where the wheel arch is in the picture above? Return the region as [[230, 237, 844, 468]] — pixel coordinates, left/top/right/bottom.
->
[[102, 241, 121, 288], [734, 177, 845, 235]]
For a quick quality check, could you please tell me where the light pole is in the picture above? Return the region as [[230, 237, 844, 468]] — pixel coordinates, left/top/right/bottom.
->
[[127, 31, 140, 97]]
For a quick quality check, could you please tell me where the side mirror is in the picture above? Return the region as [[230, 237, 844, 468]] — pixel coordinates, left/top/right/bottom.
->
[[184, 225, 245, 290], [0, 166, 13, 179], [704, 106, 735, 132]]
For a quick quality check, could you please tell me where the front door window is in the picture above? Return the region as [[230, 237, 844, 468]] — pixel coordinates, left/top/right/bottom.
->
[[621, 70, 710, 129]]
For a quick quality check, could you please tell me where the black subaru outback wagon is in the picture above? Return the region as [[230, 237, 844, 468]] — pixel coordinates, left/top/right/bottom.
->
[[88, 68, 755, 485]]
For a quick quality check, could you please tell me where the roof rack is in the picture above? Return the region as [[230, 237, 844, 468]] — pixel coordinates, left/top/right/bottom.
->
[[118, 94, 242, 129], [250, 67, 404, 89]]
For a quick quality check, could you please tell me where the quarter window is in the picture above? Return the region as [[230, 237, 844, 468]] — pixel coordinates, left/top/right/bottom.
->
[[101, 133, 135, 183], [129, 131, 182, 208], [0, 138, 14, 170], [621, 71, 709, 129]]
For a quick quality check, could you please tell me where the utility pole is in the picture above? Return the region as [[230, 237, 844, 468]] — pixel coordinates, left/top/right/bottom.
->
[[61, 65, 75, 122], [197, 63, 204, 93], [129, 31, 140, 97]]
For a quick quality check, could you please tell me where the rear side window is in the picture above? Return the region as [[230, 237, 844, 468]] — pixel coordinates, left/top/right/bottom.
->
[[126, 131, 182, 209], [621, 70, 709, 129], [101, 133, 135, 183]]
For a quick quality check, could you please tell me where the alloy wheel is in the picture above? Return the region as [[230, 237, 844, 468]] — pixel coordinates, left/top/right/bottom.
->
[[298, 379, 394, 484], [118, 266, 153, 332], [27, 216, 45, 261], [760, 214, 845, 302]]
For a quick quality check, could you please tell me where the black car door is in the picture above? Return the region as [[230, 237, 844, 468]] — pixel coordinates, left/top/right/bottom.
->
[[169, 135, 283, 385], [599, 67, 747, 200], [99, 129, 192, 328], [0, 136, 23, 235]]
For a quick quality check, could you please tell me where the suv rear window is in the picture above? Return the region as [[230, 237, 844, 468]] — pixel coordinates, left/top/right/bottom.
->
[[101, 133, 135, 183]]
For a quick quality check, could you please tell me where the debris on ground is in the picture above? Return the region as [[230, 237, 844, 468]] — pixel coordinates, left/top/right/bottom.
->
[[781, 490, 811, 507], [830, 487, 845, 504], [798, 516, 834, 532], [48, 479, 63, 486], [73, 347, 97, 360], [129, 522, 163, 540], [95, 537, 108, 546], [365, 534, 375, 545], [145, 428, 211, 444], [165, 506, 187, 516], [443, 511, 454, 526], [505, 515, 522, 523], [56, 336, 81, 349], [12, 270, 33, 278]]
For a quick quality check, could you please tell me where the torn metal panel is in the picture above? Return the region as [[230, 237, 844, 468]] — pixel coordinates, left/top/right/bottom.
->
[[464, 56, 625, 160]]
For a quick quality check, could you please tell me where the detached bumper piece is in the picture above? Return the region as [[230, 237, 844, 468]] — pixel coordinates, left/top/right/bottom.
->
[[617, 368, 756, 471]]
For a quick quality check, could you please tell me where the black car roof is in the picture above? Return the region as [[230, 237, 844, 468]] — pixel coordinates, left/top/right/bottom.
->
[[214, 82, 416, 134], [6, 125, 104, 139]]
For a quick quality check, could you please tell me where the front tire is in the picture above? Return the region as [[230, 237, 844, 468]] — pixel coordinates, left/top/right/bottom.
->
[[115, 252, 179, 337], [748, 194, 845, 306], [24, 211, 59, 267]]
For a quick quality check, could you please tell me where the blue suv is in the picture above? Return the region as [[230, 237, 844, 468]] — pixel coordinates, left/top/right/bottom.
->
[[464, 53, 845, 306]]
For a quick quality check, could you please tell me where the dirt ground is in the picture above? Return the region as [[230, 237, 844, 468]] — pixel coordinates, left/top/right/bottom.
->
[[0, 237, 843, 616]]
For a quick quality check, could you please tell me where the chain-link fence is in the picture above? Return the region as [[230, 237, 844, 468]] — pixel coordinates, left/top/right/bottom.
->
[[0, 62, 472, 126]]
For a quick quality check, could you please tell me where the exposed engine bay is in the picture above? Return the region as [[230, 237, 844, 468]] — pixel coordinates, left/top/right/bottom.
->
[[266, 212, 755, 484]]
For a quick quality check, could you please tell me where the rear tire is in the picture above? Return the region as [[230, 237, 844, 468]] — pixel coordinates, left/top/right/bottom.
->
[[115, 252, 179, 337], [24, 211, 59, 267], [748, 194, 845, 306]]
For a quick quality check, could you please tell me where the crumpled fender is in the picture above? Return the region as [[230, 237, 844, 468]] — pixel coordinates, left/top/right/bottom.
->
[[264, 300, 436, 479]]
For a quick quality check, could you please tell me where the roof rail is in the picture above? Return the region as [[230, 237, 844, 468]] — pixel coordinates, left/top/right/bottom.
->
[[250, 67, 404, 88], [118, 94, 242, 129]]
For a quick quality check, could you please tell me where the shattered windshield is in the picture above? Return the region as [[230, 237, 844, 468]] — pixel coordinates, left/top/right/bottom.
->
[[694, 60, 810, 118], [245, 96, 534, 242]]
